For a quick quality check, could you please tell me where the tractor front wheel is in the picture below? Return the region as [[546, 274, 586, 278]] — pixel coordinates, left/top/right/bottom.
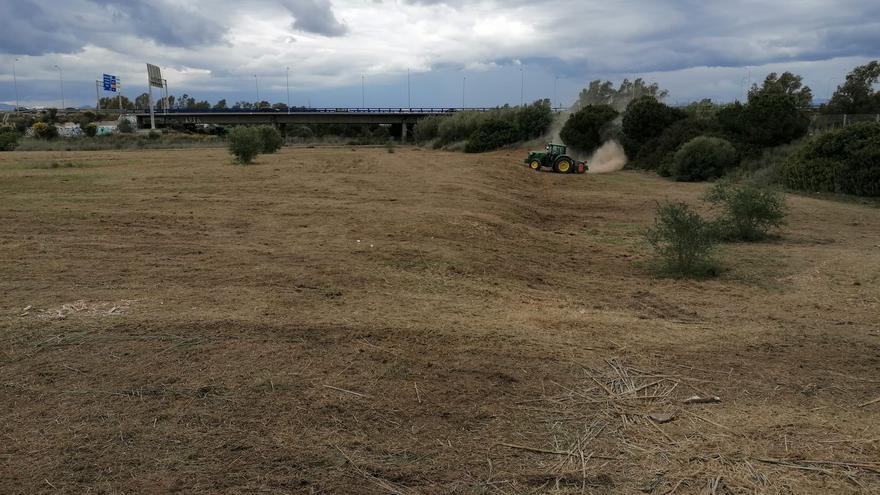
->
[[529, 160, 541, 171], [554, 158, 573, 173]]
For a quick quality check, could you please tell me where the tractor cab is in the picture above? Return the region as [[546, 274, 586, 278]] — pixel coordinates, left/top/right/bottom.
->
[[546, 143, 567, 158]]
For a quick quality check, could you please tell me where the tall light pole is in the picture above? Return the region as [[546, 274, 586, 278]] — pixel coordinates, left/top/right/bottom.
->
[[53, 64, 64, 110], [554, 75, 559, 110], [361, 74, 365, 107], [462, 76, 466, 109], [407, 68, 411, 108], [520, 67, 524, 106], [12, 58, 20, 112], [254, 74, 260, 105], [286, 67, 291, 113]]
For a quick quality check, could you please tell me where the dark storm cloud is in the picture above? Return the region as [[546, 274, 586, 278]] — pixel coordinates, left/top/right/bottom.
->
[[281, 0, 348, 37], [0, 0, 228, 56]]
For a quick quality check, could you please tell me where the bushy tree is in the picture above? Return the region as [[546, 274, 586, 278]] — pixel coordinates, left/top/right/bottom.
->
[[823, 61, 880, 114], [413, 116, 441, 142], [622, 96, 687, 157], [748, 72, 813, 108], [228, 126, 263, 164], [465, 119, 519, 153], [559, 104, 618, 153], [575, 78, 669, 111], [636, 117, 722, 173], [780, 122, 880, 196], [0, 128, 19, 151], [117, 119, 134, 133], [32, 122, 58, 140], [213, 99, 228, 110], [721, 93, 808, 148], [514, 100, 553, 140], [644, 201, 719, 277], [257, 125, 284, 153], [671, 136, 738, 182], [704, 180, 787, 241]]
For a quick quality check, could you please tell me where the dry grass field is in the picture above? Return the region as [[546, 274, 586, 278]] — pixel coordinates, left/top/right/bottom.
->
[[1, 145, 878, 494]]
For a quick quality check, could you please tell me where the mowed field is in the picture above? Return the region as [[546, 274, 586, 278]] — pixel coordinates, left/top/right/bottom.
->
[[1, 145, 878, 494]]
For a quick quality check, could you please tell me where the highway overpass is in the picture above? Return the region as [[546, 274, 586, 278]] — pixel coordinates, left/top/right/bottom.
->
[[132, 108, 495, 139]]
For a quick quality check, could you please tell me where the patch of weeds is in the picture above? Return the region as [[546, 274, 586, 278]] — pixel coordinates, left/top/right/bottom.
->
[[644, 201, 720, 278]]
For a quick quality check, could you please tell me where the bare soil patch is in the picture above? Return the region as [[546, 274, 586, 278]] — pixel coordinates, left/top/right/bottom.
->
[[1, 146, 878, 493]]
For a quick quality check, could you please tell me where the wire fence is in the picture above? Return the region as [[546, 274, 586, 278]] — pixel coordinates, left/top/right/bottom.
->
[[809, 114, 880, 134]]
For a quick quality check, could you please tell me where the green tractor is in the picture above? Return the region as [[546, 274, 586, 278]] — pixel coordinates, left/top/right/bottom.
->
[[524, 143, 587, 174]]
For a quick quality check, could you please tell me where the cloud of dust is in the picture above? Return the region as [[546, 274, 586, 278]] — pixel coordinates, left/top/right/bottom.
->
[[584, 140, 628, 174], [545, 112, 628, 174]]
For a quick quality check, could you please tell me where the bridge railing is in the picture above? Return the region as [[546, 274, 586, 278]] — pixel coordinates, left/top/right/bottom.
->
[[133, 107, 496, 115]]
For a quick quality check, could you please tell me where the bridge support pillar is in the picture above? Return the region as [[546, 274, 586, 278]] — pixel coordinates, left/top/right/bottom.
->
[[401, 122, 408, 141]]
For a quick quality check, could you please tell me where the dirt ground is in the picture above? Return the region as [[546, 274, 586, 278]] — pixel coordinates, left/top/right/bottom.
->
[[1, 145, 878, 494]]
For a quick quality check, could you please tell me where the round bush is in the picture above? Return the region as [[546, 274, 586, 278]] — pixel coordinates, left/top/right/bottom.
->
[[257, 125, 284, 153], [559, 104, 618, 154], [780, 122, 880, 197], [228, 126, 263, 164], [0, 128, 20, 151], [32, 122, 58, 140], [671, 136, 738, 182]]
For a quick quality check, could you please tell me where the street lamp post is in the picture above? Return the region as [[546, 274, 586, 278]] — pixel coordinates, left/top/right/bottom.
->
[[12, 58, 20, 112], [286, 67, 291, 113], [407, 68, 411, 108], [520, 68, 524, 106], [361, 74, 365, 108], [53, 64, 64, 110], [554, 75, 559, 110], [462, 76, 466, 109], [254, 74, 260, 105]]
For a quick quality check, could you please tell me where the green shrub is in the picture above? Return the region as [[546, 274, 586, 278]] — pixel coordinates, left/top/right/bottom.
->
[[644, 201, 719, 277], [671, 136, 738, 182], [705, 180, 787, 241], [413, 116, 441, 143], [513, 100, 554, 140], [227, 126, 263, 164], [780, 122, 880, 196], [84, 123, 98, 137], [117, 119, 134, 134], [147, 130, 161, 140], [636, 117, 723, 173], [559, 104, 618, 153], [0, 128, 20, 151], [465, 119, 519, 153], [257, 125, 284, 153], [622, 96, 687, 158], [721, 94, 809, 148], [32, 122, 58, 140]]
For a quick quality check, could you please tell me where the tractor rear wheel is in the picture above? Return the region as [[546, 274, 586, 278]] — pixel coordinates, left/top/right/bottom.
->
[[554, 158, 573, 173], [529, 160, 541, 171]]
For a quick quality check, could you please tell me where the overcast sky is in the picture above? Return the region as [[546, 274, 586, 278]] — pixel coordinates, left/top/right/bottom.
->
[[1, 0, 878, 109]]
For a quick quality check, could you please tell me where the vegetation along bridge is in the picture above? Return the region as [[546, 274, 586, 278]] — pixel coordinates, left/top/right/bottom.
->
[[133, 108, 497, 139]]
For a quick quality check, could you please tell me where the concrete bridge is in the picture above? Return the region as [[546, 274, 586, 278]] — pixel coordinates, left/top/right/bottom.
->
[[133, 108, 495, 139]]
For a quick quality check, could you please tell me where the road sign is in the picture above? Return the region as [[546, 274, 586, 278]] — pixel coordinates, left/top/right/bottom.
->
[[102, 74, 120, 92], [147, 63, 163, 88]]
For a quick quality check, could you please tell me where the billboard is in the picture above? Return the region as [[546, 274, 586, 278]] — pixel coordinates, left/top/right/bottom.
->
[[147, 63, 163, 88], [102, 74, 120, 92]]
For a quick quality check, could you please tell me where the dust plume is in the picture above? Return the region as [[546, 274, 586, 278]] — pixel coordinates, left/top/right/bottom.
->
[[585, 140, 628, 173], [545, 110, 627, 173]]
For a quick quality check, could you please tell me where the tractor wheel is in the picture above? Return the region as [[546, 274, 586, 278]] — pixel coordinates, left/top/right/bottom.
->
[[529, 160, 541, 171], [554, 158, 573, 174]]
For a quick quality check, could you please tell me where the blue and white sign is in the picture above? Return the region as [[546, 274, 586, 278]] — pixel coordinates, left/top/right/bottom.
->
[[102, 74, 121, 92]]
